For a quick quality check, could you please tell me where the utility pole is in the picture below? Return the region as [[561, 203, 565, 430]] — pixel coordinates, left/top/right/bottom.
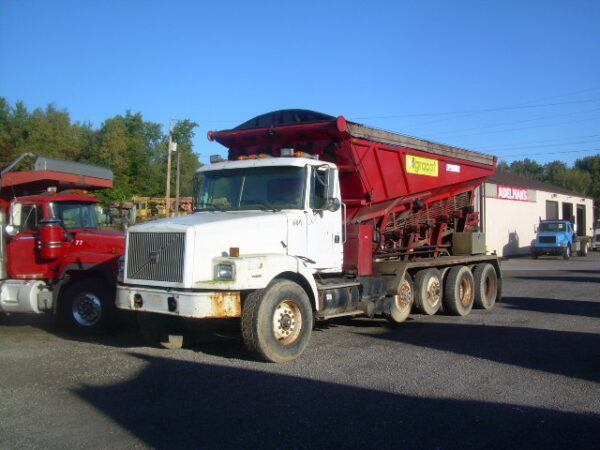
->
[[165, 119, 175, 217], [175, 143, 181, 215]]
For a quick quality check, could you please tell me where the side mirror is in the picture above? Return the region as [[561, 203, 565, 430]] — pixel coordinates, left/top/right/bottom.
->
[[325, 198, 341, 212], [326, 169, 337, 199], [10, 203, 22, 227], [5, 224, 19, 237]]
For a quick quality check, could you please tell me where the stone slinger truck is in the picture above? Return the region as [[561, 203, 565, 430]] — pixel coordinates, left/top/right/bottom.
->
[[117, 110, 501, 362]]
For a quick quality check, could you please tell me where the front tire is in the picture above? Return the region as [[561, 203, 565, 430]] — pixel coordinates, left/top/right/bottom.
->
[[563, 245, 571, 260], [241, 279, 313, 363], [61, 278, 115, 333]]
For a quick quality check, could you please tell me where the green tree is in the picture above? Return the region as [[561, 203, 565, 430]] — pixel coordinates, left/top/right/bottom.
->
[[508, 158, 544, 181], [0, 98, 202, 207]]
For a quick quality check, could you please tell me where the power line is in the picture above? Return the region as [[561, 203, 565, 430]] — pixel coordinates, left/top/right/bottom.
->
[[429, 115, 600, 139], [476, 134, 600, 150], [492, 138, 600, 154], [499, 148, 600, 158], [349, 98, 600, 121], [427, 107, 600, 137]]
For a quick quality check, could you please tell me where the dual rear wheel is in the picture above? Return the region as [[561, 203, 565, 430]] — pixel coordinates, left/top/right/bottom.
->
[[395, 263, 498, 319]]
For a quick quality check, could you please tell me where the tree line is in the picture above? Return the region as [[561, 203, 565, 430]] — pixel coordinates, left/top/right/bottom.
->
[[0, 98, 201, 204], [497, 157, 600, 217]]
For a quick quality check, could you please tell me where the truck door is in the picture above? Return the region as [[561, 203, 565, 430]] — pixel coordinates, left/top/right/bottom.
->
[[6, 202, 47, 278], [305, 166, 343, 272]]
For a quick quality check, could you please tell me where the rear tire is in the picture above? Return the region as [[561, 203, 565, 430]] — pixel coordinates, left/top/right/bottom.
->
[[443, 265, 475, 316], [61, 278, 115, 334], [473, 263, 498, 310], [578, 243, 588, 257], [241, 279, 313, 362], [384, 273, 414, 324], [138, 313, 184, 349], [414, 268, 442, 315]]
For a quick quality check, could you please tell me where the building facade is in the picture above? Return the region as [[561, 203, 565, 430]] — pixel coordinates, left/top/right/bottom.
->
[[477, 171, 595, 257]]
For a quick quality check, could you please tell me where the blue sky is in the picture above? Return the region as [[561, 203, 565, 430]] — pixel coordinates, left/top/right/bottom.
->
[[1, 0, 599, 166]]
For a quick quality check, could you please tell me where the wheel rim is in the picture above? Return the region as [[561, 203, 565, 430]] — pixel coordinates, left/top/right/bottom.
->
[[566, 246, 571, 257], [272, 299, 302, 345], [458, 276, 473, 307], [396, 279, 413, 310], [425, 277, 441, 307], [72, 293, 102, 326]]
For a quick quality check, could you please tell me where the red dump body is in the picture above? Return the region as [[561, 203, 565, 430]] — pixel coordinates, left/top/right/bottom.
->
[[0, 156, 113, 210], [209, 110, 496, 272], [208, 111, 496, 223]]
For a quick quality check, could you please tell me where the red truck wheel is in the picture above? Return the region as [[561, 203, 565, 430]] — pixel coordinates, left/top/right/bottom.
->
[[61, 278, 115, 333], [241, 279, 313, 363]]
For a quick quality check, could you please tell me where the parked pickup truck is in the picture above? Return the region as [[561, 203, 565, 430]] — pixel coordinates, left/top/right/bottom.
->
[[531, 220, 590, 259]]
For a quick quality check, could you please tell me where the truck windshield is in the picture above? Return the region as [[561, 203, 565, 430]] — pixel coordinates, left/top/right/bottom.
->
[[194, 166, 305, 211], [51, 202, 99, 229], [539, 222, 566, 232]]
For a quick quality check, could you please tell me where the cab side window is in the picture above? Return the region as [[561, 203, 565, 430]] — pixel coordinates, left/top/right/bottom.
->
[[309, 168, 327, 209], [20, 204, 40, 232]]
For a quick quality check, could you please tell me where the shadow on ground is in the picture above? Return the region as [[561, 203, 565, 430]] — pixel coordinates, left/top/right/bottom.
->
[[75, 353, 600, 450], [358, 321, 600, 383], [512, 276, 600, 283], [501, 296, 600, 319]]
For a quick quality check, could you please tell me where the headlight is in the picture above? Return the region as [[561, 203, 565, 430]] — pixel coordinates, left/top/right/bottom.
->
[[215, 263, 235, 281], [117, 255, 125, 282]]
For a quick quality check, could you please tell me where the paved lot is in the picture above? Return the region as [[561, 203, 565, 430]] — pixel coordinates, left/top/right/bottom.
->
[[1, 253, 599, 449]]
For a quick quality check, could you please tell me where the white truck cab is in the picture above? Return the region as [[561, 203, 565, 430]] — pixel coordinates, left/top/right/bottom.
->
[[116, 156, 344, 356]]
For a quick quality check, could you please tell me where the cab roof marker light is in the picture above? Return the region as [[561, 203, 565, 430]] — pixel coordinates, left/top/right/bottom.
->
[[210, 154, 225, 163], [237, 155, 248, 160]]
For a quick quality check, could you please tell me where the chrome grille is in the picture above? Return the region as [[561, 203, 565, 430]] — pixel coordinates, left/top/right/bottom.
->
[[126, 232, 186, 283], [539, 236, 556, 244]]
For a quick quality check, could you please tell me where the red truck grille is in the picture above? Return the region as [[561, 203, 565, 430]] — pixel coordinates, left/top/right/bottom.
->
[[126, 232, 185, 283]]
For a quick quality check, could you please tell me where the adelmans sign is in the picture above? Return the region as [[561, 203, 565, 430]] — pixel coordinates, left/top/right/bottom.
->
[[497, 184, 528, 201]]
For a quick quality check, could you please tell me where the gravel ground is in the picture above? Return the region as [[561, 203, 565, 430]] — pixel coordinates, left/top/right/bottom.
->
[[1, 252, 598, 449]]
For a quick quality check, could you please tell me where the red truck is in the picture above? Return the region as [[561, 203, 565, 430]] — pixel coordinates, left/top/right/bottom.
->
[[0, 154, 125, 332], [118, 109, 501, 362]]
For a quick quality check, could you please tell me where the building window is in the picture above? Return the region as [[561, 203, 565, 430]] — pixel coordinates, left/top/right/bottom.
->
[[546, 200, 558, 220]]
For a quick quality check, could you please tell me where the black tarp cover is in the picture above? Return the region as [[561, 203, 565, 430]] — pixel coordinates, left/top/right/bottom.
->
[[232, 109, 335, 130]]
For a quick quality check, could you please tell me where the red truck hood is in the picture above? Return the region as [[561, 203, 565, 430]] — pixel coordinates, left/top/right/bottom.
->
[[71, 229, 125, 255]]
